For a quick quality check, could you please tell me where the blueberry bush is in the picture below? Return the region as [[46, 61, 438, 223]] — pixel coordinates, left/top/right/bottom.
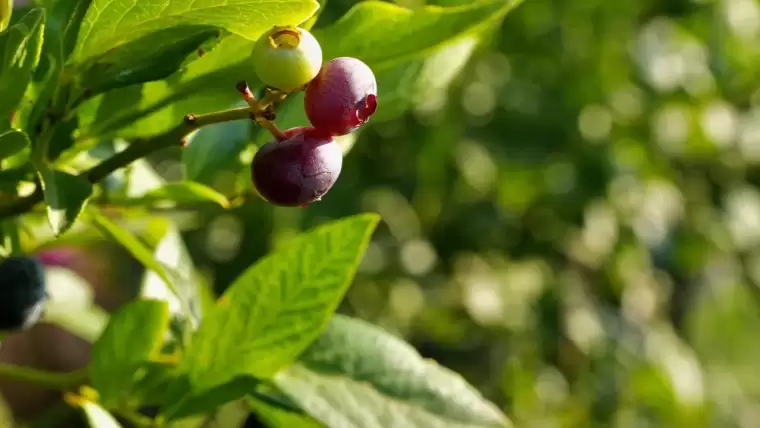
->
[[0, 0, 524, 426]]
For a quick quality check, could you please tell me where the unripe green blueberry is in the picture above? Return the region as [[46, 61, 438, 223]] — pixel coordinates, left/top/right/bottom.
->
[[251, 26, 323, 92]]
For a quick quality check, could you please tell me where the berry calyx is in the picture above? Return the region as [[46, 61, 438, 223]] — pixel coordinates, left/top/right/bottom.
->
[[0, 256, 48, 332], [251, 26, 323, 92], [251, 127, 343, 207], [305, 57, 378, 136]]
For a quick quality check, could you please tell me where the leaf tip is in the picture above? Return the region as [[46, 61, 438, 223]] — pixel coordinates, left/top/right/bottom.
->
[[355, 212, 382, 230]]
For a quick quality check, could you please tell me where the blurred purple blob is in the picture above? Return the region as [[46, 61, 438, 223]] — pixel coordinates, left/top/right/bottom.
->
[[35, 247, 80, 268]]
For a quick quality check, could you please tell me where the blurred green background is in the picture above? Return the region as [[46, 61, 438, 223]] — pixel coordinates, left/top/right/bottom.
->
[[9, 0, 760, 426]]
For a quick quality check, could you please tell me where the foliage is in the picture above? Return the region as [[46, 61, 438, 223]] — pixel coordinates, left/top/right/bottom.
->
[[3, 0, 756, 427], [0, 0, 524, 426]]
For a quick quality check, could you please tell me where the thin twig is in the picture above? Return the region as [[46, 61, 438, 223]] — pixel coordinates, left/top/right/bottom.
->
[[0, 107, 252, 220]]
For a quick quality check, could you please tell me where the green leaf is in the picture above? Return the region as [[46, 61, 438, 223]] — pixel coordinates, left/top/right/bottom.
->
[[0, 129, 30, 161], [275, 315, 511, 428], [0, 8, 45, 124], [313, 0, 520, 68], [37, 167, 93, 236], [181, 213, 381, 391], [301, 0, 327, 30], [72, 0, 319, 66], [77, 35, 259, 140], [249, 397, 322, 428], [183, 112, 251, 184], [78, 27, 223, 95], [140, 221, 204, 331], [47, 115, 79, 161], [128, 361, 177, 406], [21, 0, 91, 133], [0, 218, 21, 257], [128, 366, 251, 419], [16, 52, 59, 136], [163, 376, 308, 422], [372, 35, 479, 122], [0, 0, 11, 32], [89, 299, 170, 408], [44, 0, 94, 61], [140, 181, 230, 208], [78, 0, 517, 141], [87, 206, 176, 297], [78, 399, 123, 427], [162, 376, 259, 422]]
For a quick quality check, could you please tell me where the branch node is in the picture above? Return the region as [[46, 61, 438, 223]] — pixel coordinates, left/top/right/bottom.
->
[[236, 80, 250, 94]]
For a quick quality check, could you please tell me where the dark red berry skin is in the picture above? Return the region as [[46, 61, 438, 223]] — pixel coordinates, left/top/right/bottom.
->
[[0, 256, 48, 332], [305, 57, 378, 136], [252, 127, 343, 207]]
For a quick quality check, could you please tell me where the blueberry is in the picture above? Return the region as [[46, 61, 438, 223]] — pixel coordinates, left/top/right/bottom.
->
[[0, 256, 48, 332], [251, 26, 323, 92], [251, 126, 343, 207], [305, 57, 378, 136]]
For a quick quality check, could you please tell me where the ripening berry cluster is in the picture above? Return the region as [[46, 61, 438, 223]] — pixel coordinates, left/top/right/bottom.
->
[[249, 26, 378, 207]]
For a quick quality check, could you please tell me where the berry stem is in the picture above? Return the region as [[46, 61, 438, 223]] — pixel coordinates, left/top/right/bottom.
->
[[253, 113, 287, 141], [236, 80, 287, 141], [183, 107, 252, 128], [261, 87, 288, 110], [0, 363, 87, 391]]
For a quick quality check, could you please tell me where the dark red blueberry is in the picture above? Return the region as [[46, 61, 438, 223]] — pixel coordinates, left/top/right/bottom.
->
[[305, 57, 378, 136], [0, 256, 48, 332], [251, 127, 343, 207]]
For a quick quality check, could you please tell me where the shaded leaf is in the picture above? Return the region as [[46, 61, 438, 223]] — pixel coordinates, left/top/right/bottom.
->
[[183, 111, 251, 184], [46, 115, 78, 161], [28, 0, 93, 136], [77, 35, 259, 140], [37, 167, 93, 236], [0, 8, 45, 125], [275, 315, 511, 428], [0, 129, 30, 161], [129, 361, 177, 407], [90, 299, 170, 408], [44, 0, 94, 61], [181, 214, 381, 391], [17, 52, 59, 137], [162, 376, 259, 422], [79, 26, 223, 95]]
